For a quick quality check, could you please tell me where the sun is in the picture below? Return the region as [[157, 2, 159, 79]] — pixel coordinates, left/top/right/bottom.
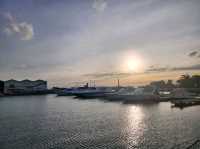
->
[[127, 58, 140, 72], [121, 51, 144, 73]]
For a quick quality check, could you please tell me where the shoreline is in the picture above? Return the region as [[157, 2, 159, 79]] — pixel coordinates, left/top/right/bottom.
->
[[1, 93, 200, 109]]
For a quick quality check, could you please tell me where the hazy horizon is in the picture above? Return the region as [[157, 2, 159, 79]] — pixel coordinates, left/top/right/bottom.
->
[[1, 0, 200, 87]]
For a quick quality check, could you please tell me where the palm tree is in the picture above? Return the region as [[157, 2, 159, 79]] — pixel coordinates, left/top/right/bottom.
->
[[177, 74, 191, 88], [180, 74, 190, 80]]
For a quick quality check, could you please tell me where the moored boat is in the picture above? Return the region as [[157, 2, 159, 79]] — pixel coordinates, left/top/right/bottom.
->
[[74, 88, 115, 99], [104, 87, 160, 103], [57, 83, 94, 96]]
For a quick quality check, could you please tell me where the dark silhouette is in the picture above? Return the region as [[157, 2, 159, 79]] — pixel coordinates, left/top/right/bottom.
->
[[177, 74, 200, 88], [150, 80, 175, 91]]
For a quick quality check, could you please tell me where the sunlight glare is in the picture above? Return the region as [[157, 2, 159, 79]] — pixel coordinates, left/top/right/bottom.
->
[[121, 51, 144, 73]]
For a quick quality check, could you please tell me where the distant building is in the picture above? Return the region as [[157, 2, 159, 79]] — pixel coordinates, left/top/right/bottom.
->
[[4, 79, 47, 94], [150, 80, 175, 91]]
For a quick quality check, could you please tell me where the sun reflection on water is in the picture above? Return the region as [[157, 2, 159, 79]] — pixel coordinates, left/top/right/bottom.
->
[[124, 105, 146, 148]]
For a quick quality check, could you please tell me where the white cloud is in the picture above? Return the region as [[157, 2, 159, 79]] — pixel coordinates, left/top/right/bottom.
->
[[3, 12, 34, 40], [3, 12, 14, 22], [92, 0, 107, 12]]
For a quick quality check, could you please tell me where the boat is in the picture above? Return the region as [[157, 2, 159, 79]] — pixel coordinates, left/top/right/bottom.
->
[[104, 87, 160, 103], [57, 83, 93, 96], [57, 88, 76, 96], [74, 88, 115, 99]]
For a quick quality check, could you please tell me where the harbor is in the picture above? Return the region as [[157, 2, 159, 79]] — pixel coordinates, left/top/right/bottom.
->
[[1, 0, 200, 148], [1, 75, 200, 109], [56, 85, 200, 108], [54, 75, 200, 108]]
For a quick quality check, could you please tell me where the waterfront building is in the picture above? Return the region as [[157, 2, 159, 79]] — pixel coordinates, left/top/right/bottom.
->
[[4, 79, 47, 94]]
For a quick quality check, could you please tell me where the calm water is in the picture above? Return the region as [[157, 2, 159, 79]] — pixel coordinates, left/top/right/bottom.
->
[[0, 95, 200, 149]]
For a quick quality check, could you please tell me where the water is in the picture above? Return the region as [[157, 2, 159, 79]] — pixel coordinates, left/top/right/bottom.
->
[[0, 95, 200, 149]]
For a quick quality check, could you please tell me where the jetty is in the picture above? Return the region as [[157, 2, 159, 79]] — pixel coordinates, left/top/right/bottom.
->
[[171, 98, 200, 109]]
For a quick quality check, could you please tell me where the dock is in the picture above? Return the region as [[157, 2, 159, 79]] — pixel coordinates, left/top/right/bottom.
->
[[171, 98, 200, 109]]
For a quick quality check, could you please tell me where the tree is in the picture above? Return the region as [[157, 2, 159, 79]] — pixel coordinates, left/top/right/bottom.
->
[[177, 74, 200, 88], [192, 75, 200, 88]]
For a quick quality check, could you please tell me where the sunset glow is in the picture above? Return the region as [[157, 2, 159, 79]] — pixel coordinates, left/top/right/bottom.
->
[[0, 0, 199, 87], [121, 51, 144, 73], [126, 57, 142, 72]]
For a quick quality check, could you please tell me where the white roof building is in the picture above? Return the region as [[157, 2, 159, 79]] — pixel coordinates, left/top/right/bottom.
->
[[4, 79, 47, 94]]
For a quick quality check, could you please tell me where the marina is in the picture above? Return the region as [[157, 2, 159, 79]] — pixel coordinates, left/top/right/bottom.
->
[[1, 78, 200, 109], [54, 82, 200, 108], [1, 0, 200, 148]]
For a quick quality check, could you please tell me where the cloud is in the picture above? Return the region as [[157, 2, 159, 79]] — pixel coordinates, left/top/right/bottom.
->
[[3, 12, 34, 40], [146, 66, 169, 72], [13, 64, 36, 70], [92, 0, 107, 12], [83, 63, 200, 80], [188, 49, 200, 59], [172, 64, 200, 71], [188, 51, 198, 57], [146, 64, 200, 73], [3, 12, 14, 22], [83, 72, 133, 79]]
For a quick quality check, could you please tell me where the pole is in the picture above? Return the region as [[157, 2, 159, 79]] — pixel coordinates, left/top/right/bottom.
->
[[118, 79, 120, 88]]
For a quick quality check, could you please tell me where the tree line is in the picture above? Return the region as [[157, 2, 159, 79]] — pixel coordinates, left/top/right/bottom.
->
[[177, 74, 200, 88], [150, 74, 200, 89]]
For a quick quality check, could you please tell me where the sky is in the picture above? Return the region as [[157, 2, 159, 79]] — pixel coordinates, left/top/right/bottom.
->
[[0, 0, 200, 87]]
